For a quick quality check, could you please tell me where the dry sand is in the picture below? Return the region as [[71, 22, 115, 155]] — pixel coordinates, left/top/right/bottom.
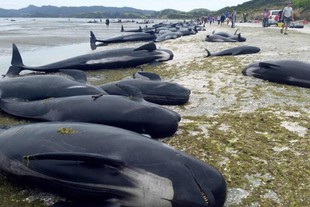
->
[[0, 19, 309, 206], [157, 22, 310, 207]]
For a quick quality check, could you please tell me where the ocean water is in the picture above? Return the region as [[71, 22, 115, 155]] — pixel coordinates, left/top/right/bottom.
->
[[0, 17, 162, 74]]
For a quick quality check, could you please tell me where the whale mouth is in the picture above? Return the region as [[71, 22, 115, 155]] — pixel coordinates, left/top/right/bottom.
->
[[184, 164, 211, 206], [200, 189, 209, 205], [194, 176, 210, 206]]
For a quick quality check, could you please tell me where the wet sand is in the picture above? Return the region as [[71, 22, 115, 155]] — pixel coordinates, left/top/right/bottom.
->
[[0, 18, 309, 207]]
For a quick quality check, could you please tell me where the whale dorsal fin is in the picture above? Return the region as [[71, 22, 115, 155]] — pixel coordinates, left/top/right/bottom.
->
[[134, 42, 157, 51], [259, 62, 280, 69], [116, 83, 144, 101], [24, 152, 125, 168], [133, 71, 161, 81]]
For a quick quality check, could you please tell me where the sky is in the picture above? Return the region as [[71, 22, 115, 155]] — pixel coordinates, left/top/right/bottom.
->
[[0, 0, 251, 12]]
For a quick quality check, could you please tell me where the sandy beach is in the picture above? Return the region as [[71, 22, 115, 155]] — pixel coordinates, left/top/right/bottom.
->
[[0, 18, 309, 207]]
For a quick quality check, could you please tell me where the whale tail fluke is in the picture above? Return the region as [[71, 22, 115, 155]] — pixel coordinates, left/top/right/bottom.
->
[[234, 28, 239, 35], [11, 44, 24, 67], [204, 49, 212, 57], [194, 26, 198, 33], [90, 31, 108, 50], [90, 31, 97, 50], [5, 66, 23, 77]]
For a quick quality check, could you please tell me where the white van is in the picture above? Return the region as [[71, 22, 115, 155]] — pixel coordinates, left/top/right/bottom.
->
[[269, 10, 282, 26]]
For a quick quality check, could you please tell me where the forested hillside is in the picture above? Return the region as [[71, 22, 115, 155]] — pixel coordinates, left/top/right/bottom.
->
[[217, 0, 310, 20], [0, 0, 309, 20]]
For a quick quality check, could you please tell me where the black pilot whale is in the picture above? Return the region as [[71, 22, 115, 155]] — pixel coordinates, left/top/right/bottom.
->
[[0, 84, 180, 138], [0, 73, 106, 101], [90, 30, 156, 49], [6, 43, 174, 76], [242, 60, 310, 88], [205, 46, 260, 57], [0, 122, 227, 207], [99, 71, 191, 105]]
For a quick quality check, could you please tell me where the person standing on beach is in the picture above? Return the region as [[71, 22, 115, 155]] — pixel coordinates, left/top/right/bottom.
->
[[208, 15, 213, 25], [217, 15, 221, 25], [225, 10, 230, 25], [262, 8, 270, 27], [281, 2, 294, 35], [220, 14, 226, 25], [202, 16, 207, 27], [231, 9, 237, 28]]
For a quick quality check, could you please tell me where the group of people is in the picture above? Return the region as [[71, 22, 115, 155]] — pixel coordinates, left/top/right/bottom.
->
[[224, 10, 237, 28], [263, 2, 294, 35], [201, 9, 237, 28], [200, 1, 294, 33]]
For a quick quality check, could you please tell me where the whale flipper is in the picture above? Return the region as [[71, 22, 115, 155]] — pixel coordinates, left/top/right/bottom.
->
[[24, 152, 125, 168], [59, 69, 88, 83], [116, 84, 144, 101], [52, 200, 121, 207]]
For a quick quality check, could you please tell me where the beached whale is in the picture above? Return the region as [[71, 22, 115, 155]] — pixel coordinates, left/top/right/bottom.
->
[[155, 31, 183, 42], [0, 122, 227, 207], [6, 43, 174, 76], [206, 29, 246, 42], [212, 29, 239, 38], [90, 30, 156, 49], [0, 73, 105, 101], [211, 29, 246, 42], [205, 34, 239, 42], [121, 25, 143, 32], [99, 72, 191, 105], [205, 46, 260, 57], [242, 60, 310, 88], [0, 84, 180, 138]]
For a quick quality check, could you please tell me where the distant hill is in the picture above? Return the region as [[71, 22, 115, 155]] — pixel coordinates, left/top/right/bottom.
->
[[0, 5, 155, 18], [216, 0, 310, 21], [0, 5, 210, 19], [0, 1, 308, 20]]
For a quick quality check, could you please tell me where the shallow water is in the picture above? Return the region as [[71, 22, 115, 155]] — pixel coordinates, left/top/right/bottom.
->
[[0, 17, 158, 73]]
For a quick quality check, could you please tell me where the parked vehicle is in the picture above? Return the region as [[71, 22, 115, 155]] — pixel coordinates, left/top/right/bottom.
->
[[269, 9, 282, 26]]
